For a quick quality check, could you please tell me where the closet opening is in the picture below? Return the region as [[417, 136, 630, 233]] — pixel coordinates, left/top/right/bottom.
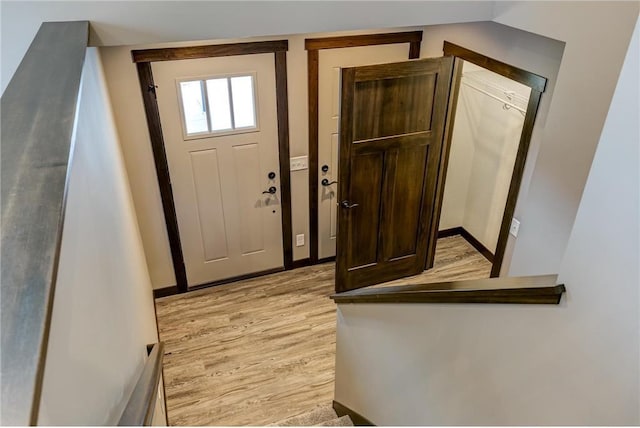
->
[[436, 43, 546, 278]]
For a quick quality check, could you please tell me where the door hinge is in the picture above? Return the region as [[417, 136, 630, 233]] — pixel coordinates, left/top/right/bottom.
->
[[148, 84, 158, 97]]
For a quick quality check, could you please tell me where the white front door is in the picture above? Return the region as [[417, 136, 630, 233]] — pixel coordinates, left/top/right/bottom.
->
[[153, 53, 283, 287], [317, 45, 412, 259]]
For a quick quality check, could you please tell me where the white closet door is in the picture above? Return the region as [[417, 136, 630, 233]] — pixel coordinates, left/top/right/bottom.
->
[[317, 45, 410, 260], [153, 54, 283, 286]]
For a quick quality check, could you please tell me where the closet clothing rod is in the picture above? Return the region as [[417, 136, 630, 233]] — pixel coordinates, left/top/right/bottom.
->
[[461, 80, 526, 114]]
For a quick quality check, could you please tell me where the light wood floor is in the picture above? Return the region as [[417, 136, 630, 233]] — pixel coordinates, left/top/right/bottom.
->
[[155, 235, 491, 426]]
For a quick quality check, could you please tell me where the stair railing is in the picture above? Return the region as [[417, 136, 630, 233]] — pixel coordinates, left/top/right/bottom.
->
[[118, 343, 166, 426], [0, 21, 89, 425]]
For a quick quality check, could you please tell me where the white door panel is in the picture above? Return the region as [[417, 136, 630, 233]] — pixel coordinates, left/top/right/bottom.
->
[[153, 54, 283, 286], [318, 45, 411, 259], [190, 148, 229, 262]]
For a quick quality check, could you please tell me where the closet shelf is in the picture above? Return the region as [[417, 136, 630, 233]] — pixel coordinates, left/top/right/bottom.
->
[[461, 80, 527, 114]]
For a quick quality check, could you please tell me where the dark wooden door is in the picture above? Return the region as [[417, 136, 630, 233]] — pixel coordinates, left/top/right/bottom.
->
[[335, 57, 453, 292]]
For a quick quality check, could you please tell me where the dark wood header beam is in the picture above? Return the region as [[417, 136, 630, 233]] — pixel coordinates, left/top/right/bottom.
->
[[443, 41, 547, 92], [331, 275, 565, 304], [305, 31, 422, 51], [132, 40, 289, 63], [1, 21, 89, 425]]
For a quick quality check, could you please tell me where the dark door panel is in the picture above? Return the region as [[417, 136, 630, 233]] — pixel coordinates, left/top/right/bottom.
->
[[336, 57, 453, 292]]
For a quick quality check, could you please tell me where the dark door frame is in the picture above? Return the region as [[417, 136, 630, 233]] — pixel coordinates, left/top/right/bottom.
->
[[132, 40, 293, 294], [433, 41, 547, 278], [305, 31, 423, 264]]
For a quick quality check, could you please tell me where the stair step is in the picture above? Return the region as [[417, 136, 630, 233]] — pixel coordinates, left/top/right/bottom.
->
[[318, 415, 354, 426], [274, 405, 338, 426]]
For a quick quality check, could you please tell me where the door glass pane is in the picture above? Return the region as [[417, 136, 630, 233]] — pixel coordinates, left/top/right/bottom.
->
[[179, 81, 208, 134], [230, 76, 256, 128], [206, 78, 233, 131]]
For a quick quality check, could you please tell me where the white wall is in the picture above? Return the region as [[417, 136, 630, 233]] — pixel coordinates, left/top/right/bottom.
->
[[439, 62, 530, 253], [438, 71, 475, 230], [334, 18, 639, 424], [37, 48, 160, 425], [0, 1, 494, 94], [492, 1, 639, 275]]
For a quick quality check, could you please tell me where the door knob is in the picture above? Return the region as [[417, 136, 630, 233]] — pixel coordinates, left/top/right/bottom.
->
[[321, 164, 329, 173], [321, 178, 338, 186], [262, 186, 277, 195], [340, 200, 359, 209], [268, 171, 276, 180]]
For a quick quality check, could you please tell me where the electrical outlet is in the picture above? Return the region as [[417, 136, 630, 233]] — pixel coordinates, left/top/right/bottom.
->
[[510, 218, 521, 237], [290, 156, 308, 171], [296, 234, 305, 247]]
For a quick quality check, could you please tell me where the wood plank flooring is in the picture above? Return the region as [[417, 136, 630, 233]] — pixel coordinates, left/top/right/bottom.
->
[[155, 235, 491, 426]]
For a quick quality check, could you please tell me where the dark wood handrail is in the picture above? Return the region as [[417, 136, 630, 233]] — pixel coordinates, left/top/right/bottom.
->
[[331, 275, 565, 304], [118, 342, 165, 426], [0, 21, 89, 426]]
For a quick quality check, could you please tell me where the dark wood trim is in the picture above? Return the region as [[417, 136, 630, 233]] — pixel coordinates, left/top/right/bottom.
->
[[426, 56, 462, 270], [437, 227, 464, 239], [408, 40, 421, 59], [154, 256, 314, 298], [459, 228, 494, 263], [318, 256, 336, 264], [440, 42, 547, 278], [291, 258, 312, 269], [306, 31, 423, 265], [152, 266, 287, 298], [333, 400, 375, 426], [189, 267, 285, 292], [132, 40, 288, 63], [275, 50, 294, 270], [437, 227, 493, 262], [308, 49, 320, 263], [0, 21, 89, 426], [332, 286, 565, 304], [443, 41, 547, 93], [305, 31, 422, 51], [118, 342, 165, 426], [136, 62, 189, 293], [491, 90, 543, 277], [153, 285, 180, 299], [331, 275, 565, 305]]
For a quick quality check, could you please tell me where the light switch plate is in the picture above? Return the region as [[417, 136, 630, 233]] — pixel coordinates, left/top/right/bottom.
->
[[510, 218, 521, 237], [290, 156, 308, 171], [296, 234, 305, 247]]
